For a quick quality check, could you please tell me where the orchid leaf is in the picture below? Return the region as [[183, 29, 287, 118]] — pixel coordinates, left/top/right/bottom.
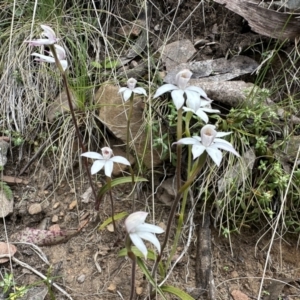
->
[[161, 285, 195, 300], [98, 212, 128, 230], [136, 257, 167, 300], [97, 176, 147, 199]]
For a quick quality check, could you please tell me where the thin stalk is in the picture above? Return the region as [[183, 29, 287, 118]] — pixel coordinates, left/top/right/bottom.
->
[[176, 108, 183, 190], [165, 113, 193, 269], [126, 235, 136, 300], [49, 45, 98, 210], [107, 177, 116, 231], [125, 94, 136, 211], [151, 152, 207, 284], [126, 94, 134, 160]]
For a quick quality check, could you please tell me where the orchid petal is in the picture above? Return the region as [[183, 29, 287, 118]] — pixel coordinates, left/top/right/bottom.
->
[[171, 89, 185, 110], [127, 78, 137, 89], [212, 143, 240, 157], [185, 90, 201, 108], [26, 39, 54, 46], [91, 160, 106, 175], [122, 89, 132, 102], [53, 44, 66, 60], [173, 137, 199, 145], [206, 147, 223, 166], [59, 60, 68, 71], [185, 86, 209, 100], [191, 144, 206, 159], [137, 232, 162, 254], [213, 138, 234, 147], [130, 233, 148, 258], [32, 53, 55, 63], [182, 106, 194, 113], [104, 160, 113, 177], [81, 152, 103, 159], [175, 69, 192, 90], [133, 87, 147, 96], [153, 84, 178, 98], [110, 156, 131, 166], [40, 25, 56, 41], [215, 131, 232, 138], [118, 87, 128, 94], [195, 109, 209, 123], [202, 107, 220, 114], [137, 223, 164, 234], [125, 212, 148, 233]]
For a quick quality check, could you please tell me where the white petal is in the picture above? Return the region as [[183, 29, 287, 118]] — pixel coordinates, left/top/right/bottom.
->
[[153, 84, 178, 98], [104, 160, 113, 177], [54, 44, 66, 60], [137, 232, 161, 254], [202, 107, 220, 114], [130, 233, 148, 258], [125, 212, 148, 233], [81, 152, 103, 159], [171, 89, 185, 110], [41, 25, 56, 41], [91, 160, 105, 174], [137, 223, 164, 234], [32, 53, 55, 63], [176, 69, 192, 90], [26, 39, 54, 46], [185, 86, 209, 100], [173, 137, 199, 145], [59, 60, 68, 71], [133, 87, 147, 96], [191, 144, 206, 159], [118, 87, 128, 94], [123, 89, 132, 101], [213, 138, 233, 147], [182, 106, 194, 113], [212, 142, 240, 157], [195, 109, 209, 123], [110, 156, 131, 165], [206, 147, 223, 166], [185, 90, 201, 108], [215, 131, 232, 138]]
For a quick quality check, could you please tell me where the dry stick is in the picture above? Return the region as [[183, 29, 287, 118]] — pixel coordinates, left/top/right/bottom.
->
[[49, 45, 98, 210]]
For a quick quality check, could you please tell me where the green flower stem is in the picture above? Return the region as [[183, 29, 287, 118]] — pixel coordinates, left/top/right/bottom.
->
[[49, 45, 98, 210], [126, 94, 134, 160], [125, 94, 136, 211], [152, 149, 207, 282], [125, 234, 136, 300], [165, 112, 193, 269], [176, 108, 183, 190], [106, 177, 116, 231]]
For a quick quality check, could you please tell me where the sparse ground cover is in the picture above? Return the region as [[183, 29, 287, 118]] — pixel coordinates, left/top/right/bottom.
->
[[1, 0, 300, 299]]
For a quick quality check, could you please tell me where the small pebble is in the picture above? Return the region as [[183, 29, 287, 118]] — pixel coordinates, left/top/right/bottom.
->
[[107, 282, 116, 293], [77, 274, 86, 284], [51, 215, 59, 223], [69, 200, 77, 210], [53, 202, 60, 209], [28, 203, 42, 215]]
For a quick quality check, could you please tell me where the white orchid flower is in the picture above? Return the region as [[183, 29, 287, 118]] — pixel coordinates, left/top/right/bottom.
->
[[31, 44, 68, 71], [125, 211, 164, 259], [183, 98, 220, 123], [119, 78, 147, 102], [81, 147, 130, 177], [153, 69, 209, 110], [25, 25, 58, 46], [174, 124, 240, 166]]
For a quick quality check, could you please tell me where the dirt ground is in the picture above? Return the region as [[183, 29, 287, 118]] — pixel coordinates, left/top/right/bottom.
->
[[1, 1, 300, 299]]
